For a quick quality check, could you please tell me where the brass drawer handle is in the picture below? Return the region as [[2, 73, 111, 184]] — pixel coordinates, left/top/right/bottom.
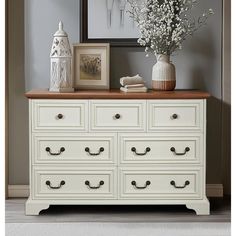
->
[[46, 147, 65, 156], [114, 114, 121, 119], [170, 180, 190, 189], [170, 147, 190, 156], [46, 180, 65, 189], [172, 114, 178, 119], [85, 180, 104, 189], [57, 114, 64, 119], [85, 147, 104, 156], [131, 147, 151, 156], [131, 180, 151, 189]]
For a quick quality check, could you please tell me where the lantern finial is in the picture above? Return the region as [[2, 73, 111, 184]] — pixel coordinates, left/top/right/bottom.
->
[[54, 21, 67, 37], [59, 21, 63, 31]]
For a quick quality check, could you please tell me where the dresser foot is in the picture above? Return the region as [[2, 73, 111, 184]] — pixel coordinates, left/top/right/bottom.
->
[[186, 199, 210, 215], [25, 200, 50, 215]]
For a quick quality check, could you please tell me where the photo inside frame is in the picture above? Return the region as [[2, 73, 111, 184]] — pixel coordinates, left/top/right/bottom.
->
[[80, 54, 102, 81]]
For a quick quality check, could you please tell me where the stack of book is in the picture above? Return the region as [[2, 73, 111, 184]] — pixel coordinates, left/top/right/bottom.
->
[[120, 74, 148, 93]]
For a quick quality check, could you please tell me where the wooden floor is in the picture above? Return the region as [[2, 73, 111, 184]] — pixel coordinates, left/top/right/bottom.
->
[[6, 198, 230, 223]]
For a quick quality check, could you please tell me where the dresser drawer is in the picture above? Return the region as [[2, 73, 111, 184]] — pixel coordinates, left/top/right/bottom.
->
[[148, 100, 204, 132], [31, 100, 88, 131], [119, 133, 203, 164], [33, 167, 117, 199], [90, 100, 146, 131], [32, 133, 117, 164], [119, 168, 202, 199]]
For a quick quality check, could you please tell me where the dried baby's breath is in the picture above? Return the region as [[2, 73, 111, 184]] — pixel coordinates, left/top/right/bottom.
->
[[128, 0, 214, 56]]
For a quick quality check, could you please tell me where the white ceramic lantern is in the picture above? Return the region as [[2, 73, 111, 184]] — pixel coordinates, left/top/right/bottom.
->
[[50, 21, 74, 92]]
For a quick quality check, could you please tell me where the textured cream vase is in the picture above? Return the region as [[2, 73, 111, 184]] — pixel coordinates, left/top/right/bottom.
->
[[152, 54, 176, 91]]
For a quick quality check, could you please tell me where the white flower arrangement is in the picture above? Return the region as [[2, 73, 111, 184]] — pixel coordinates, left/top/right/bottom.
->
[[128, 0, 214, 56]]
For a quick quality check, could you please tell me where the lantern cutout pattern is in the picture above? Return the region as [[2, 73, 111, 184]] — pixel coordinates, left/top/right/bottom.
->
[[50, 21, 74, 92]]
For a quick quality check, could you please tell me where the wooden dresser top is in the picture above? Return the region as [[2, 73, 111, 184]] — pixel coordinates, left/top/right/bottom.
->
[[25, 89, 210, 99]]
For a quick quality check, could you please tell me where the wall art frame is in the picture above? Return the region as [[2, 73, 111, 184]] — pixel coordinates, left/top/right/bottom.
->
[[73, 43, 110, 90], [80, 0, 140, 47]]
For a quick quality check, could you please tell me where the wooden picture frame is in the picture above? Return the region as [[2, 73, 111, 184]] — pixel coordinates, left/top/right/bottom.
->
[[73, 43, 110, 90], [80, 0, 140, 47]]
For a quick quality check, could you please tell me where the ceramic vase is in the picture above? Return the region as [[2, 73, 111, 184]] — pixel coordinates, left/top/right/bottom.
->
[[152, 54, 176, 91]]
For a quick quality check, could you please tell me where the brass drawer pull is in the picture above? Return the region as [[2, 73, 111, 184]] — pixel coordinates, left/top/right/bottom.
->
[[172, 114, 178, 119], [46, 180, 65, 189], [170, 147, 190, 156], [85, 180, 104, 189], [131, 180, 151, 189], [131, 147, 151, 156], [46, 147, 65, 156], [57, 114, 64, 119], [85, 147, 104, 156], [170, 180, 190, 189]]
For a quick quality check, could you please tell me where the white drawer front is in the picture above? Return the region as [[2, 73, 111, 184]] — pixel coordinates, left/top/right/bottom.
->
[[90, 100, 146, 131], [33, 134, 117, 164], [33, 167, 117, 199], [119, 133, 203, 164], [120, 168, 202, 199], [148, 100, 204, 132], [32, 100, 88, 131]]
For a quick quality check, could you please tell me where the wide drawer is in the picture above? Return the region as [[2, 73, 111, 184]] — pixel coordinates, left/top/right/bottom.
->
[[148, 100, 204, 132], [119, 133, 203, 164], [31, 100, 88, 132], [90, 100, 146, 131], [33, 167, 117, 199], [32, 133, 117, 164], [119, 167, 202, 199]]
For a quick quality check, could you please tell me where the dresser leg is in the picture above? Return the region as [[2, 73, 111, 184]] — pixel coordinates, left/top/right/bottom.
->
[[25, 200, 50, 215], [186, 198, 210, 215]]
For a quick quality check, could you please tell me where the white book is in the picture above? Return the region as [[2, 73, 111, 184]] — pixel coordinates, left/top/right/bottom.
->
[[120, 87, 148, 93], [125, 83, 145, 89]]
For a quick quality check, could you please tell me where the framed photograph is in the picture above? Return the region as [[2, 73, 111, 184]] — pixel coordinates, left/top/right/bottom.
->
[[73, 43, 110, 89], [80, 0, 142, 46]]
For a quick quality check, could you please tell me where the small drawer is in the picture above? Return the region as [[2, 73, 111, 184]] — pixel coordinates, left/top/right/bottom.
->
[[90, 100, 146, 131], [31, 100, 88, 132], [33, 167, 117, 199], [33, 133, 117, 164], [120, 168, 202, 199], [148, 100, 204, 132], [119, 133, 203, 164]]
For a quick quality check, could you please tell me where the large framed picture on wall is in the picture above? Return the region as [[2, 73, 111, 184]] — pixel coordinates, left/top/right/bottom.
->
[[80, 0, 142, 46]]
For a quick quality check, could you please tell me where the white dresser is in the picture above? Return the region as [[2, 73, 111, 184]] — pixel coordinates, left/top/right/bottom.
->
[[25, 89, 210, 215]]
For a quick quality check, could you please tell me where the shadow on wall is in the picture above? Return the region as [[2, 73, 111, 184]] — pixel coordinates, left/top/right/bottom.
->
[[188, 31, 216, 58], [221, 101, 231, 195], [188, 30, 216, 90], [206, 97, 222, 184]]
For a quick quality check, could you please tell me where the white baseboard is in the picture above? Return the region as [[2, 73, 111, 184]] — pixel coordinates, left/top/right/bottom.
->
[[8, 184, 224, 198]]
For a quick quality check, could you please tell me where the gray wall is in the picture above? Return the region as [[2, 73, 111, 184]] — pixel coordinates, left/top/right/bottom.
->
[[25, 0, 79, 90], [9, 0, 225, 190]]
